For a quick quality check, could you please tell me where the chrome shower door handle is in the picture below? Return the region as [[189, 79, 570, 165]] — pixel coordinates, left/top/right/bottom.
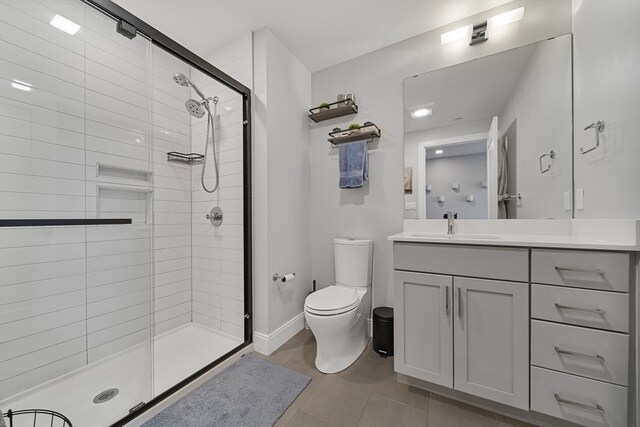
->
[[580, 120, 605, 154]]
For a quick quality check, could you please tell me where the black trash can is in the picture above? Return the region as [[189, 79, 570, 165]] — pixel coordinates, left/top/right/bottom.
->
[[372, 306, 394, 357]]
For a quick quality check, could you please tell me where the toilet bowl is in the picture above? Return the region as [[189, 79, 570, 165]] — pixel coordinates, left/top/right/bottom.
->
[[304, 238, 373, 373]]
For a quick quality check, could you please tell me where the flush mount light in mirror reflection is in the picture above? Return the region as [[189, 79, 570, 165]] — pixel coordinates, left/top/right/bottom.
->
[[403, 34, 573, 220]]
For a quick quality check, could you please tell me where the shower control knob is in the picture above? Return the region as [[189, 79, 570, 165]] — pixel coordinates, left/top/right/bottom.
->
[[206, 207, 223, 226]]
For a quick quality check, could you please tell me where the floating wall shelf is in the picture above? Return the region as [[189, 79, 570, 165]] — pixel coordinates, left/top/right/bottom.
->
[[308, 99, 358, 123], [328, 122, 381, 146]]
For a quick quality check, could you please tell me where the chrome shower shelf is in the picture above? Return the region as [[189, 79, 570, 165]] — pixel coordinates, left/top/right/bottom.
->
[[308, 99, 358, 122], [167, 152, 204, 165], [328, 122, 381, 146]]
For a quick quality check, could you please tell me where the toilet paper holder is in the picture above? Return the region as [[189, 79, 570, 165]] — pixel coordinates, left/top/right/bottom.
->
[[273, 272, 296, 282]]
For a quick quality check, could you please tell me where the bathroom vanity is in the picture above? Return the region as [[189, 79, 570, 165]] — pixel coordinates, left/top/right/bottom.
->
[[389, 221, 638, 427]]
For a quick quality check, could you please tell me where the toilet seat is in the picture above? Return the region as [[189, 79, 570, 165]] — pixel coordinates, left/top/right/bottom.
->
[[304, 286, 359, 316]]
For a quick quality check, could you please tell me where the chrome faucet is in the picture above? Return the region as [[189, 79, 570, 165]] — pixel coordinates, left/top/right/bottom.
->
[[445, 211, 455, 235]]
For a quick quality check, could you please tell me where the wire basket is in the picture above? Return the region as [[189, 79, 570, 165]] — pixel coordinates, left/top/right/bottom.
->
[[2, 409, 73, 427]]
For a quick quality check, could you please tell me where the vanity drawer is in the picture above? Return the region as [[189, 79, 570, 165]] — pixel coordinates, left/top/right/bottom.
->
[[531, 249, 631, 292], [531, 366, 627, 427], [531, 320, 628, 386], [393, 243, 528, 282], [531, 284, 629, 333]]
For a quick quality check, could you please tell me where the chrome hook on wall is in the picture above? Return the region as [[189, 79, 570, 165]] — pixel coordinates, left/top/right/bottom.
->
[[539, 150, 556, 174], [580, 120, 605, 154]]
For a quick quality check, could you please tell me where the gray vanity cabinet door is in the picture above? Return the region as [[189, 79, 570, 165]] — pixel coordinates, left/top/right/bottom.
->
[[394, 271, 453, 388], [453, 277, 529, 410]]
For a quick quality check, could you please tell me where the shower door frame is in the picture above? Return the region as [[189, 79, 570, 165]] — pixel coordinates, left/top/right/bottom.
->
[[82, 1, 253, 425]]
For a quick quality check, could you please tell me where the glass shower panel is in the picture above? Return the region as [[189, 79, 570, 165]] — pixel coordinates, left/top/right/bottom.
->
[[0, 1, 153, 425]]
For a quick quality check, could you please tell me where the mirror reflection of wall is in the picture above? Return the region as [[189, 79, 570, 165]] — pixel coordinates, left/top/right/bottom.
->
[[403, 34, 572, 220], [424, 141, 488, 219]]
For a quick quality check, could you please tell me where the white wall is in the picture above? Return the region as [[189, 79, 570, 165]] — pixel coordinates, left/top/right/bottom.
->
[[425, 153, 488, 219], [190, 35, 252, 340], [499, 34, 572, 219], [310, 0, 572, 308], [253, 28, 312, 341], [572, 0, 640, 218]]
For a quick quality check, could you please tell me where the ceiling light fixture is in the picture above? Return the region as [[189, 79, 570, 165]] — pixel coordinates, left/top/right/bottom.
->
[[441, 25, 470, 45], [442, 7, 524, 46], [435, 149, 444, 154], [11, 80, 32, 92], [50, 14, 81, 35], [489, 7, 525, 28], [410, 107, 432, 118]]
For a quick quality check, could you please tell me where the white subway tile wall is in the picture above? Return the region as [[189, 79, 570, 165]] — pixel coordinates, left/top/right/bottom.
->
[[0, 0, 156, 399], [0, 0, 250, 401], [151, 47, 192, 336], [190, 35, 251, 340]]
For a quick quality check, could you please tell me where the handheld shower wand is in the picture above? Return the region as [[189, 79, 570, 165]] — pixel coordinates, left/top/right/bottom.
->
[[173, 73, 220, 193]]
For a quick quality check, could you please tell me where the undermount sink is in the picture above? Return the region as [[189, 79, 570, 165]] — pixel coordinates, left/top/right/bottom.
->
[[409, 232, 502, 240]]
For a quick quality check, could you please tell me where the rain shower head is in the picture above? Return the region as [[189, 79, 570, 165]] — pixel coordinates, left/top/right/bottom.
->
[[172, 73, 189, 87], [185, 99, 206, 118], [172, 73, 206, 101]]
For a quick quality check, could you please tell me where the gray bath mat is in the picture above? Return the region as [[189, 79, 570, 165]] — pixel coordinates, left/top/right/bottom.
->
[[142, 353, 310, 427]]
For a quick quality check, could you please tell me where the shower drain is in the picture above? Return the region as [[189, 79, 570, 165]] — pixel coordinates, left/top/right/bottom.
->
[[93, 388, 119, 404]]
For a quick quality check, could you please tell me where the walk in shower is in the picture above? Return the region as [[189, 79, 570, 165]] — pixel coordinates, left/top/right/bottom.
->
[[0, 0, 251, 425]]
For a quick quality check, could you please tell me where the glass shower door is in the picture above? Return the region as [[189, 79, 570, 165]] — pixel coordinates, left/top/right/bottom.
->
[[0, 1, 154, 425]]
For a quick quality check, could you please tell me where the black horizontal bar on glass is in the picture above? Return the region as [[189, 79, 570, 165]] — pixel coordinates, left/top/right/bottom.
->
[[0, 219, 132, 227]]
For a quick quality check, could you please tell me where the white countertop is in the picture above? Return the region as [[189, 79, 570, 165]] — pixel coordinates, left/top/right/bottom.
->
[[388, 219, 640, 251]]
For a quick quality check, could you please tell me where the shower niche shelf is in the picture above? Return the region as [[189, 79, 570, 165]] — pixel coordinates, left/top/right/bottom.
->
[[167, 152, 204, 165], [308, 99, 358, 123], [328, 122, 381, 146]]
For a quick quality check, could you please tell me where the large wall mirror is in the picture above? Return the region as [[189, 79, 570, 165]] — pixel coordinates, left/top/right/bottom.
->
[[403, 34, 572, 220]]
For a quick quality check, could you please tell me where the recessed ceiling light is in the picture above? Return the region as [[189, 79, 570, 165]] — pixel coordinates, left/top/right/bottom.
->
[[435, 149, 444, 154], [50, 14, 81, 35], [410, 108, 432, 119], [441, 25, 470, 45], [489, 7, 525, 28], [11, 80, 32, 91]]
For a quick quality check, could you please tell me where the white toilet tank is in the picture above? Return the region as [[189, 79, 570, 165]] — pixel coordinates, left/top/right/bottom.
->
[[334, 238, 373, 288]]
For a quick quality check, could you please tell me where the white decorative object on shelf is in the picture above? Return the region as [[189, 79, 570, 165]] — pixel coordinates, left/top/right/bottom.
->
[[452, 182, 460, 192]]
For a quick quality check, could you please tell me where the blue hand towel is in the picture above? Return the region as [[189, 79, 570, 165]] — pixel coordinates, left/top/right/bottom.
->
[[338, 141, 368, 188]]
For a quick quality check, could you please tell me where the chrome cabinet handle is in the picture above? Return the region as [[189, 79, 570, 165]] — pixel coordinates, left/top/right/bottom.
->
[[554, 394, 604, 413], [445, 286, 450, 315], [457, 287, 462, 318], [581, 120, 605, 155], [555, 303, 605, 315], [554, 346, 605, 362], [555, 266, 605, 278]]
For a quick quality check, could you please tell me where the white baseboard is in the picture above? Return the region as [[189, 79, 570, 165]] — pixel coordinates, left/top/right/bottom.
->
[[253, 312, 305, 356]]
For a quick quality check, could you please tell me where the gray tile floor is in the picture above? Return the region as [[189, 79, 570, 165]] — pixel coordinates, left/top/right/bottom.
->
[[259, 329, 535, 427]]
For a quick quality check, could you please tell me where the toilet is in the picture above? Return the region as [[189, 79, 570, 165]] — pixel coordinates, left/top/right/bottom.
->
[[304, 238, 373, 373]]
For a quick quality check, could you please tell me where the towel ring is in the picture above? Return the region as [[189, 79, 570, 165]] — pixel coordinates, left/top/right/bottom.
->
[[580, 120, 605, 154], [539, 150, 556, 174]]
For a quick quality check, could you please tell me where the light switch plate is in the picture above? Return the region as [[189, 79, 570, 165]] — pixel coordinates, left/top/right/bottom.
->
[[563, 191, 572, 211], [405, 201, 417, 211], [575, 188, 584, 210]]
